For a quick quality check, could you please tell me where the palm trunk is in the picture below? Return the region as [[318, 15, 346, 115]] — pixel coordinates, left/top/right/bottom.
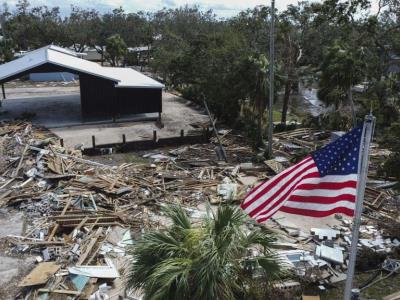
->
[[281, 78, 292, 125]]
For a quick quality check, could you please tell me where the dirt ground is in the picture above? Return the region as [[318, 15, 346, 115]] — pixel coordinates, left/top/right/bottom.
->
[[0, 209, 36, 300], [0, 86, 209, 148]]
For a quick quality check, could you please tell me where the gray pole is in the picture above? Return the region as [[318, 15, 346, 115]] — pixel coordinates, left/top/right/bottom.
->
[[348, 86, 357, 128], [343, 114, 376, 300], [268, 0, 275, 157], [202, 98, 227, 162]]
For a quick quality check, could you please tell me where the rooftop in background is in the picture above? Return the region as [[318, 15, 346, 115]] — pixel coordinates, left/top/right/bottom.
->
[[1, 45, 164, 89], [128, 46, 151, 53]]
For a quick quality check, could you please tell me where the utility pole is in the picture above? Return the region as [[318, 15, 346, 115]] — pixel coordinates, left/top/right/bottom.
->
[[267, 0, 275, 157]]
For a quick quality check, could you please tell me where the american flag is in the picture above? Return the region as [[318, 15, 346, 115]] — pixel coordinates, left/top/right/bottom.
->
[[241, 126, 363, 223]]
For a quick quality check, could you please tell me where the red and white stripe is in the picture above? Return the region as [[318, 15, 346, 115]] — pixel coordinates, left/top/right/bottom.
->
[[240, 156, 357, 223]]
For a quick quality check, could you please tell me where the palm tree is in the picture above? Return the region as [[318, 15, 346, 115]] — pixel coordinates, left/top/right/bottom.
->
[[127, 205, 285, 300], [317, 41, 364, 126], [249, 54, 269, 146]]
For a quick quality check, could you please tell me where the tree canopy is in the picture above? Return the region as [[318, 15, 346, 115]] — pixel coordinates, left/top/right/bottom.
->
[[0, 0, 400, 146]]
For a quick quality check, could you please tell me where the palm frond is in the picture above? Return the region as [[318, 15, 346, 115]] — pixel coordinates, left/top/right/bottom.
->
[[162, 205, 192, 229], [212, 205, 244, 235], [257, 256, 287, 281], [243, 229, 276, 250], [145, 258, 192, 300]]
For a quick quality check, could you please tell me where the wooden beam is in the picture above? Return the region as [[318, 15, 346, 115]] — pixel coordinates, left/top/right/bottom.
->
[[37, 289, 81, 296], [48, 197, 72, 241], [77, 227, 103, 265]]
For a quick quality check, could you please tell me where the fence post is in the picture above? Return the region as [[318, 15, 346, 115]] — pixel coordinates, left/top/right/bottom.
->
[[153, 130, 157, 143]]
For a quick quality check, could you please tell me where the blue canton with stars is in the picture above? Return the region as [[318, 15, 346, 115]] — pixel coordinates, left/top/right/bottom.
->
[[311, 126, 363, 177]]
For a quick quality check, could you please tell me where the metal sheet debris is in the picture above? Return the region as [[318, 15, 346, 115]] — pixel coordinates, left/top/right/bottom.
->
[[68, 258, 120, 278]]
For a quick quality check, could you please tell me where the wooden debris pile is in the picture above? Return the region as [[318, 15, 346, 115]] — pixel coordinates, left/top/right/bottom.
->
[[0, 121, 275, 299], [0, 121, 399, 299]]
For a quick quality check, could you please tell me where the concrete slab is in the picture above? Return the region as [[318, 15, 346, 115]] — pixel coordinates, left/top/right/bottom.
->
[[0, 86, 157, 127], [272, 211, 346, 233], [0, 86, 208, 149], [0, 209, 24, 239], [0, 256, 36, 300]]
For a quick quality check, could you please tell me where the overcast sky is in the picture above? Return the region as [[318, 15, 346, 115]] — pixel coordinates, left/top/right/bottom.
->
[[4, 0, 379, 17]]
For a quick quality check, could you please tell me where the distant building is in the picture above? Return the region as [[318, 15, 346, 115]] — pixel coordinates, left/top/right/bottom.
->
[[386, 53, 400, 74], [81, 46, 103, 62]]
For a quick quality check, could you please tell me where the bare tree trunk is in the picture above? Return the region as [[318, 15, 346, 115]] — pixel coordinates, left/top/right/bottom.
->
[[281, 78, 292, 125], [257, 97, 263, 145], [348, 86, 356, 127]]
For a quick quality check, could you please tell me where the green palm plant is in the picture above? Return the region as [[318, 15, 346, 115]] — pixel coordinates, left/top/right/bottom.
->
[[317, 41, 365, 126], [248, 54, 269, 147], [127, 205, 285, 300]]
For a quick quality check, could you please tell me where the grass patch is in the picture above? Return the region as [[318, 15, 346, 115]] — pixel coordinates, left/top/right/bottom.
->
[[321, 271, 400, 300]]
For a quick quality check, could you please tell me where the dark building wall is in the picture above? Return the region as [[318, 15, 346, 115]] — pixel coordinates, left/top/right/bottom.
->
[[116, 88, 162, 115], [80, 75, 162, 117], [79, 74, 117, 117]]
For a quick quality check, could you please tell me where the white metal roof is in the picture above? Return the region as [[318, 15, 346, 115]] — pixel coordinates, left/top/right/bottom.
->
[[0, 45, 164, 89]]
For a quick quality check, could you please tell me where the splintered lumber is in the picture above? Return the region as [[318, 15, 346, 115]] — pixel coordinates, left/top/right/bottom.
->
[[53, 214, 120, 227], [29, 145, 110, 168], [365, 187, 390, 209], [18, 262, 60, 287], [383, 291, 400, 300], [48, 197, 72, 241], [68, 216, 89, 238], [19, 241, 66, 246], [37, 289, 81, 296], [77, 227, 103, 265], [12, 144, 29, 177]]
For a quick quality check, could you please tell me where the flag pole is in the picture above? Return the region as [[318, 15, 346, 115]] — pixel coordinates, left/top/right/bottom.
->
[[343, 114, 376, 300], [267, 0, 275, 158]]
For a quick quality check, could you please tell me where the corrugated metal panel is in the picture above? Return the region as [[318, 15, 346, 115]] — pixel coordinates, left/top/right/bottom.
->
[[80, 74, 116, 117], [29, 72, 77, 81]]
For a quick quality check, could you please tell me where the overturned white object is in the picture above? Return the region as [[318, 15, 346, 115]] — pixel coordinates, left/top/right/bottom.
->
[[316, 245, 344, 264], [217, 177, 237, 201], [68, 258, 119, 278]]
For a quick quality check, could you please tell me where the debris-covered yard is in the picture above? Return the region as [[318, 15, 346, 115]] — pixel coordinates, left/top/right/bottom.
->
[[0, 121, 399, 299]]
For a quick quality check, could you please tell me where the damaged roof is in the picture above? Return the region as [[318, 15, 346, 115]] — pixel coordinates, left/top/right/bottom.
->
[[0, 45, 164, 89]]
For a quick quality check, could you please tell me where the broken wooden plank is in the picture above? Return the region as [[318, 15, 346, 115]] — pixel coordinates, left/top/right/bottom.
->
[[18, 262, 60, 287], [37, 288, 81, 296], [77, 227, 103, 265]]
